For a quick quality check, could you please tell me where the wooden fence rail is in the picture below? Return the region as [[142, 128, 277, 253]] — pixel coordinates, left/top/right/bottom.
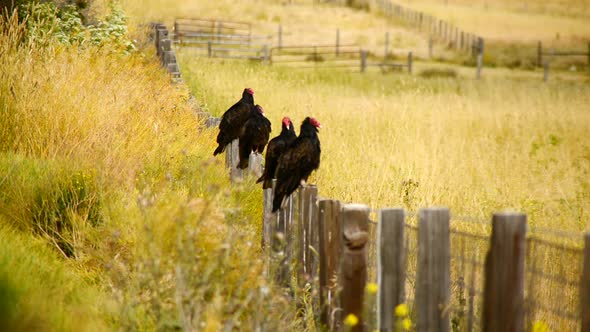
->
[[537, 41, 590, 67]]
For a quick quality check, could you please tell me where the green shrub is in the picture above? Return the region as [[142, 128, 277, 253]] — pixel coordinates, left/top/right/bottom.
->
[[0, 153, 102, 258], [18, 1, 136, 53]]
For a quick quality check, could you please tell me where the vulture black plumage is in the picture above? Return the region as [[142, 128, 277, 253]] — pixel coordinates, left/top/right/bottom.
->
[[256, 117, 296, 189], [237, 105, 272, 169], [213, 88, 255, 156], [272, 117, 321, 212]]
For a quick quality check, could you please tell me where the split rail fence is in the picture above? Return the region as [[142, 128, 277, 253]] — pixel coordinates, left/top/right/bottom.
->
[[174, 18, 273, 62], [218, 140, 590, 331], [174, 18, 414, 74], [537, 41, 590, 68], [270, 44, 413, 73]]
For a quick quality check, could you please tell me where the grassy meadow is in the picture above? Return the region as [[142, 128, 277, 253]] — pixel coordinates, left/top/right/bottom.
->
[[0, 0, 589, 330], [178, 55, 590, 231]]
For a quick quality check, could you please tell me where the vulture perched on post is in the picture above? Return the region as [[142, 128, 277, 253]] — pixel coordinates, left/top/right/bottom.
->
[[213, 88, 255, 156], [237, 105, 272, 169], [256, 117, 296, 189], [272, 117, 321, 212]]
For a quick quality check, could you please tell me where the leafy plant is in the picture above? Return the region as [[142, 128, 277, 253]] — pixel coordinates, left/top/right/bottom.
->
[[18, 1, 135, 53]]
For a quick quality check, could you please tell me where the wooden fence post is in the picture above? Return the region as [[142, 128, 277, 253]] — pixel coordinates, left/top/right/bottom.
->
[[385, 32, 390, 58], [407, 52, 413, 74], [156, 28, 169, 57], [339, 204, 370, 332], [543, 61, 549, 82], [336, 28, 340, 56], [482, 212, 526, 332], [476, 53, 483, 80], [377, 208, 406, 332], [229, 140, 243, 182], [416, 207, 450, 332], [262, 181, 274, 249], [360, 50, 367, 73], [297, 185, 316, 287], [208, 41, 212, 57], [587, 42, 590, 67], [262, 45, 269, 64], [319, 199, 342, 330], [308, 186, 319, 289], [278, 24, 283, 50], [274, 193, 294, 287], [537, 41, 543, 67], [581, 232, 590, 332], [429, 35, 433, 58]]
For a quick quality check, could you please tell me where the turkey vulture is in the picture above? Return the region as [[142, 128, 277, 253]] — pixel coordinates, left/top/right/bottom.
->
[[272, 117, 321, 212], [237, 105, 272, 169], [213, 88, 255, 156], [256, 117, 297, 189]]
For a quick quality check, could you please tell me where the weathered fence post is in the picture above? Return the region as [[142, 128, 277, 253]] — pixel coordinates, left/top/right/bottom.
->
[[319, 199, 342, 330], [309, 186, 319, 288], [429, 35, 433, 58], [482, 212, 526, 332], [262, 45, 269, 64], [384, 32, 390, 58], [587, 41, 590, 67], [378, 208, 406, 332], [339, 204, 370, 332], [360, 50, 367, 73], [173, 21, 179, 40], [476, 53, 483, 80], [208, 41, 212, 57], [297, 185, 317, 287], [407, 51, 413, 74], [278, 24, 283, 50], [581, 232, 590, 332], [262, 181, 274, 249], [274, 193, 294, 287], [537, 41, 543, 67], [543, 61, 549, 82], [416, 207, 450, 332], [336, 28, 340, 56], [156, 27, 169, 58], [228, 140, 243, 182]]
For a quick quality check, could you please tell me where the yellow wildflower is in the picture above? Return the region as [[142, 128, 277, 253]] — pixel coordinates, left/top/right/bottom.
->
[[366, 282, 378, 294], [401, 318, 412, 330], [532, 321, 548, 332], [343, 313, 359, 327], [394, 303, 409, 317]]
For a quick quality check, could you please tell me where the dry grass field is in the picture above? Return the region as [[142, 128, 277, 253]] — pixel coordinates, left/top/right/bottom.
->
[[0, 0, 589, 330]]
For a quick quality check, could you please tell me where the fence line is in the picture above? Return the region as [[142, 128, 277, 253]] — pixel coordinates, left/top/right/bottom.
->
[[373, 0, 484, 57], [212, 130, 589, 331], [152, 27, 587, 329]]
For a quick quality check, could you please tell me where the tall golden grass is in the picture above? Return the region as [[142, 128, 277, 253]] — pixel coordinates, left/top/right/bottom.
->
[[0, 4, 302, 330]]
